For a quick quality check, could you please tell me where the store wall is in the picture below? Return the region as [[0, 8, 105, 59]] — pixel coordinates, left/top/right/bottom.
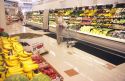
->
[[32, 0, 125, 11], [0, 0, 6, 30]]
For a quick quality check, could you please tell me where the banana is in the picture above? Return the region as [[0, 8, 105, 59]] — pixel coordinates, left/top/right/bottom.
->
[[23, 64, 38, 72], [11, 49, 18, 56], [6, 64, 20, 69], [12, 42, 24, 52], [1, 37, 12, 50], [21, 59, 34, 65], [23, 51, 32, 56], [18, 51, 29, 58], [6, 71, 23, 78], [31, 64, 39, 70], [5, 59, 19, 67], [0, 56, 3, 61], [6, 67, 23, 77], [1, 37, 9, 44], [9, 36, 19, 42], [8, 67, 23, 73], [3, 44, 12, 50], [26, 71, 34, 79], [19, 56, 31, 61], [0, 61, 4, 66], [2, 48, 9, 55]]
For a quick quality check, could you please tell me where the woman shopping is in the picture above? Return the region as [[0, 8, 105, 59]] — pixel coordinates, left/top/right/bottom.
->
[[55, 11, 68, 45]]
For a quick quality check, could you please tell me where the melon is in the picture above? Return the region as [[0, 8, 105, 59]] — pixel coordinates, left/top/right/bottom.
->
[[4, 74, 29, 81], [31, 73, 51, 81]]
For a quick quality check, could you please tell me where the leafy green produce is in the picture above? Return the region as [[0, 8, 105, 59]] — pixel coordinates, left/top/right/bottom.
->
[[0, 32, 9, 37], [31, 73, 51, 81]]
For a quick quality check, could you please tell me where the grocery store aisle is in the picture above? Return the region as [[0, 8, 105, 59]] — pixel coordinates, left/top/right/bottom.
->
[[6, 23, 125, 81], [6, 22, 47, 35]]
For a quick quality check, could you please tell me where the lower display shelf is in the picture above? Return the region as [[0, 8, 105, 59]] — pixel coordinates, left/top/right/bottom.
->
[[76, 30, 125, 44], [48, 26, 125, 54], [69, 29, 125, 54]]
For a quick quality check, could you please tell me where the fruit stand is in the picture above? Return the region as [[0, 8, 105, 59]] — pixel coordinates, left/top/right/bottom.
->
[[0, 34, 63, 81]]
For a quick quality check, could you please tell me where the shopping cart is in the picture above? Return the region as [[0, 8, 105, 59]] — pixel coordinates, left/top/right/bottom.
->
[[63, 26, 76, 48]]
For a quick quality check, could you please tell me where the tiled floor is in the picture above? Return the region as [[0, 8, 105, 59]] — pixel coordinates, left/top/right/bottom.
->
[[6, 22, 125, 81]]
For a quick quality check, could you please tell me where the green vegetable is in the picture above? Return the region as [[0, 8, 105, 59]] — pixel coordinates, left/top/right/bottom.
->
[[4, 74, 29, 81], [31, 73, 51, 81], [0, 32, 9, 37]]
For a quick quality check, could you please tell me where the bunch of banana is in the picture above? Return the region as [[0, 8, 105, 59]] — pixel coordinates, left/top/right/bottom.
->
[[18, 51, 32, 58], [21, 58, 38, 72], [6, 66, 23, 77], [12, 42, 24, 53], [1, 48, 10, 55], [1, 37, 12, 50], [23, 64, 38, 72], [5, 56, 19, 67]]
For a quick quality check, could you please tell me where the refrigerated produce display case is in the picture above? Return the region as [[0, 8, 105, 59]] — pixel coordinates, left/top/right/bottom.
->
[[25, 11, 44, 28], [48, 3, 125, 54]]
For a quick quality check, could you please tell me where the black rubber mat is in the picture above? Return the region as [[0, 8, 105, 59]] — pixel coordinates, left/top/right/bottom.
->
[[24, 24, 42, 30], [45, 33, 57, 39], [45, 33, 125, 65], [73, 41, 125, 65]]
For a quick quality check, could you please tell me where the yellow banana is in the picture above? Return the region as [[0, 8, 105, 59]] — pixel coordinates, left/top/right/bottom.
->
[[0, 61, 4, 66], [31, 64, 39, 70], [21, 59, 34, 65], [12, 42, 24, 52], [2, 48, 9, 55], [1, 37, 9, 43], [26, 71, 34, 79], [19, 56, 31, 61], [9, 36, 19, 42], [18, 51, 29, 58], [23, 51, 32, 56], [1, 37, 12, 49], [8, 67, 23, 73], [6, 71, 23, 78], [5, 59, 19, 67], [11, 49, 18, 56], [23, 63, 38, 72]]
